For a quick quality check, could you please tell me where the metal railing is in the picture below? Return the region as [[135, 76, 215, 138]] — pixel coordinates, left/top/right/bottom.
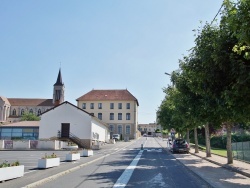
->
[[57, 131, 86, 149], [232, 141, 250, 162]]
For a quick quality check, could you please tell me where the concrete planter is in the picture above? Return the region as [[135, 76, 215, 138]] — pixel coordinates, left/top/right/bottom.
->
[[38, 158, 60, 169], [65, 153, 80, 161], [0, 165, 24, 182], [81, 150, 93, 157]]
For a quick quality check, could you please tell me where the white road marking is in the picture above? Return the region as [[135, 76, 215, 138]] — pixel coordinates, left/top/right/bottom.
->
[[113, 150, 143, 188], [148, 173, 166, 187], [24, 170, 37, 174], [145, 149, 162, 152]]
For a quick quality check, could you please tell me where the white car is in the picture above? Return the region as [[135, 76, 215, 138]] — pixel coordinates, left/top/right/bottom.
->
[[112, 134, 120, 141]]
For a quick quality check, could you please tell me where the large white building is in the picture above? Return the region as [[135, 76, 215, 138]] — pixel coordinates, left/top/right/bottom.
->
[[76, 89, 139, 139], [39, 101, 109, 149]]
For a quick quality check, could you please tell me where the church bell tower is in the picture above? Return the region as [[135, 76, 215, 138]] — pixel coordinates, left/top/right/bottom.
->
[[53, 69, 65, 106]]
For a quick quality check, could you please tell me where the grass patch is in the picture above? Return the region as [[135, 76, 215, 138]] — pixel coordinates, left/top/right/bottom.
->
[[191, 144, 227, 157]]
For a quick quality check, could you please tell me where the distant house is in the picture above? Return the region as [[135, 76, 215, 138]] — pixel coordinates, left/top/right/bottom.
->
[[39, 101, 109, 149], [138, 123, 162, 136], [76, 89, 139, 140]]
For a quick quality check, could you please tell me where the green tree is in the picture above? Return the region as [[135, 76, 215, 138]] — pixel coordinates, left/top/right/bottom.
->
[[21, 112, 40, 121], [223, 0, 250, 59]]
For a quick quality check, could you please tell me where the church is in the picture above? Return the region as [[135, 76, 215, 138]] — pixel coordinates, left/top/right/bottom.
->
[[0, 69, 65, 124]]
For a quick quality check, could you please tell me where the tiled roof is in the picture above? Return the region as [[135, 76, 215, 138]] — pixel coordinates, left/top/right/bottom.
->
[[1, 121, 39, 127], [40, 101, 108, 128], [8, 98, 53, 106], [76, 89, 139, 105]]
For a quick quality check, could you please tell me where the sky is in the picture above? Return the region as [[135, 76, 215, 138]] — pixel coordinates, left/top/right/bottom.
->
[[0, 1, 223, 124]]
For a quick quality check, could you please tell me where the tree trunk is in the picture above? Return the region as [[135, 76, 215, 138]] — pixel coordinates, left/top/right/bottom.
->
[[205, 123, 211, 157], [226, 122, 233, 164], [194, 127, 199, 153], [186, 128, 190, 144]]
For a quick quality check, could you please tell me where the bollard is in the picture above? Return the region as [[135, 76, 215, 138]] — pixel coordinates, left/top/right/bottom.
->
[[141, 144, 143, 150]]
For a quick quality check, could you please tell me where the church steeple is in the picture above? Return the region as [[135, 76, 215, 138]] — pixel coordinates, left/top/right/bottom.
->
[[53, 69, 65, 105], [54, 68, 63, 86]]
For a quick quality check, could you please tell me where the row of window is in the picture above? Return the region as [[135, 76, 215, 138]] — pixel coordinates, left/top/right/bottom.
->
[[0, 128, 39, 140], [12, 109, 45, 116], [109, 124, 131, 135], [82, 102, 130, 110], [94, 113, 131, 120]]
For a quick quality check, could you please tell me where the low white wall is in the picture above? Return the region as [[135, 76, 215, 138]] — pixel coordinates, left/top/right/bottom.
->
[[0, 140, 4, 149], [55, 140, 61, 150], [13, 140, 30, 149], [38, 140, 58, 149], [0, 140, 63, 150], [61, 141, 78, 149]]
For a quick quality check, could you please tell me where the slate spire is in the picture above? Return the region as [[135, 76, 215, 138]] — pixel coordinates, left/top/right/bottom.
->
[[54, 68, 63, 86], [53, 68, 65, 105]]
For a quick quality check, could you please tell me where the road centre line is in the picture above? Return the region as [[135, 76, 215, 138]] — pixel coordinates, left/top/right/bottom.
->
[[113, 150, 143, 188]]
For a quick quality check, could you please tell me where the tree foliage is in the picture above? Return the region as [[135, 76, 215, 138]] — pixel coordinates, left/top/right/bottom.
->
[[223, 0, 250, 59], [21, 112, 40, 121], [157, 0, 250, 164]]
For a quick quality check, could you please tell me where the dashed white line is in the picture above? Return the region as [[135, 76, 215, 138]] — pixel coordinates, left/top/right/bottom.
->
[[113, 150, 143, 188]]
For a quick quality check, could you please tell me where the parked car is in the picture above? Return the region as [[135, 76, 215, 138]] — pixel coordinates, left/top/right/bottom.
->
[[112, 134, 120, 141], [170, 139, 190, 154], [143, 134, 147, 137]]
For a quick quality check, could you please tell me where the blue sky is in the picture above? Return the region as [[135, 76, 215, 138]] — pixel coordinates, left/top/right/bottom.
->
[[0, 1, 222, 124]]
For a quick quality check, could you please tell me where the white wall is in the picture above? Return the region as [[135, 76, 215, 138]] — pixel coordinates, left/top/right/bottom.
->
[[91, 119, 108, 142], [13, 140, 30, 149], [37, 140, 62, 149], [39, 103, 92, 140], [0, 140, 4, 149], [61, 141, 78, 149]]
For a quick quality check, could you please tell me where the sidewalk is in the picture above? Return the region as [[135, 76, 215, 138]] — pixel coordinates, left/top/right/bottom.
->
[[189, 148, 250, 178], [174, 148, 250, 187], [157, 136, 250, 187]]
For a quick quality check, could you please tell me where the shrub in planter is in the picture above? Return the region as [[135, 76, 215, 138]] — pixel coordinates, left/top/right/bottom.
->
[[81, 149, 93, 157], [0, 160, 24, 182], [65, 151, 80, 161], [38, 153, 60, 169]]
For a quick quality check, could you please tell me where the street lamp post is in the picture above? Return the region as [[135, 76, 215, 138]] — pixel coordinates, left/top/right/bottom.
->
[[164, 72, 173, 86]]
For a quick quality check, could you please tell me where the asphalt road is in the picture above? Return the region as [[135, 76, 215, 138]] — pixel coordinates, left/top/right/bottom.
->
[[34, 137, 209, 188]]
